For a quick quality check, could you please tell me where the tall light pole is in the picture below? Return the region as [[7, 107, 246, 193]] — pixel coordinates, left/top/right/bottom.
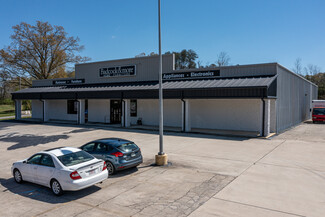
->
[[155, 0, 168, 165]]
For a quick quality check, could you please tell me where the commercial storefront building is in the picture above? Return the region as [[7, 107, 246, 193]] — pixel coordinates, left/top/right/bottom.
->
[[12, 54, 318, 137]]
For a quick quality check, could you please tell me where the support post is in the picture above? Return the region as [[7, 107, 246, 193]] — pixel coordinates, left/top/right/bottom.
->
[[78, 99, 85, 124], [264, 99, 271, 137], [181, 99, 191, 132], [124, 99, 131, 127], [121, 99, 125, 127], [184, 99, 191, 132], [181, 99, 185, 132], [43, 100, 49, 122], [15, 100, 22, 120]]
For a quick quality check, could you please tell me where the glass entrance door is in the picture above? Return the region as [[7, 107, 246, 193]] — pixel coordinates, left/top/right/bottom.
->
[[110, 100, 122, 124]]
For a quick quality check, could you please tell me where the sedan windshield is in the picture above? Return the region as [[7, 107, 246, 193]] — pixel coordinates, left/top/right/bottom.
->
[[117, 143, 139, 152], [57, 151, 94, 167], [313, 108, 325, 115]]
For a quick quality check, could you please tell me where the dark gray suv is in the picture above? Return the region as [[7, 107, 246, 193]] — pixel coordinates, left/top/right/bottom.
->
[[80, 138, 143, 175]]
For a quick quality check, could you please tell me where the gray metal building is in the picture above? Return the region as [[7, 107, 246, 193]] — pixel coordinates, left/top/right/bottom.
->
[[12, 54, 318, 137]]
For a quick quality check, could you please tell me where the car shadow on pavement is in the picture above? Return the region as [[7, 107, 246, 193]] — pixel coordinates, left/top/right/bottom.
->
[[0, 133, 69, 150], [109, 167, 139, 179], [0, 177, 102, 204]]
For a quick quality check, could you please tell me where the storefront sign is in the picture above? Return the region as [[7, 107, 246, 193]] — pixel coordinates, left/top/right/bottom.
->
[[99, 65, 136, 78], [163, 70, 220, 80], [53, 79, 85, 85]]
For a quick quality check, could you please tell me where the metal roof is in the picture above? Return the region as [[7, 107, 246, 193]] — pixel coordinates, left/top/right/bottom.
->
[[13, 76, 277, 95]]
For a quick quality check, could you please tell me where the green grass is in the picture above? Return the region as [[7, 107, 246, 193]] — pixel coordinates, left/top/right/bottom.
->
[[0, 104, 15, 117]]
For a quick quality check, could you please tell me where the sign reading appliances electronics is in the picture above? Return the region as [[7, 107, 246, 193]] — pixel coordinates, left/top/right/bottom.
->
[[163, 70, 220, 80], [53, 79, 85, 85], [99, 65, 136, 78]]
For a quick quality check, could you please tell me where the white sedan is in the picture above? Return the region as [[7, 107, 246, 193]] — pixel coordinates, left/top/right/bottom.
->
[[11, 147, 108, 195]]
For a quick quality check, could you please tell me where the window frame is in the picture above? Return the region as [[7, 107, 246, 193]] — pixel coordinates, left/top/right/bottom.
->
[[95, 143, 108, 153], [39, 154, 55, 168], [130, 100, 137, 117], [57, 151, 94, 167], [67, 100, 78, 114], [27, 154, 42, 165], [81, 142, 96, 152]]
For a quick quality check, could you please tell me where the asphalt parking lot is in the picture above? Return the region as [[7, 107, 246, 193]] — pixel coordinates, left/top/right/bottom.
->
[[0, 121, 325, 217]]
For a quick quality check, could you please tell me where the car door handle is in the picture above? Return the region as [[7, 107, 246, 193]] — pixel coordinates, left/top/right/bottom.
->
[[33, 167, 37, 170]]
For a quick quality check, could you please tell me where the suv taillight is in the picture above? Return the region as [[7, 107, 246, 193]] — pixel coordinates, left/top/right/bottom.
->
[[70, 171, 82, 180], [111, 152, 124, 157], [103, 161, 107, 171]]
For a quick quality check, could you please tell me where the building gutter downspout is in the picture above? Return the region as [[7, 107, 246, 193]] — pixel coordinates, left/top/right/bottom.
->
[[261, 98, 265, 137]]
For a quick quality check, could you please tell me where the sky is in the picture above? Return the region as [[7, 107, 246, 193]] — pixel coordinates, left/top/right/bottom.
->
[[0, 0, 324, 72]]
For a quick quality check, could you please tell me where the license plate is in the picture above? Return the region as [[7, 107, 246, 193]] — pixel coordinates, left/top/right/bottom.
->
[[88, 169, 97, 175], [131, 153, 136, 157]]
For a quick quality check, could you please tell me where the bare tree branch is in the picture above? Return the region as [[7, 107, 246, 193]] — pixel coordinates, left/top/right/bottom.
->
[[216, 51, 230, 67], [292, 58, 303, 75]]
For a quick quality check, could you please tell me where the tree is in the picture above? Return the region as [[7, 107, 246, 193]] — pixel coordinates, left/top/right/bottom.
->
[[197, 60, 204, 68], [304, 64, 321, 76], [291, 59, 324, 99], [304, 72, 325, 99], [165, 49, 198, 69], [292, 58, 303, 75], [0, 70, 10, 99], [0, 21, 90, 87], [304, 64, 321, 83], [216, 51, 230, 67]]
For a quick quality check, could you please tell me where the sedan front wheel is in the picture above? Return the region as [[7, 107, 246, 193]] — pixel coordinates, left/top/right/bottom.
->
[[14, 169, 23, 183]]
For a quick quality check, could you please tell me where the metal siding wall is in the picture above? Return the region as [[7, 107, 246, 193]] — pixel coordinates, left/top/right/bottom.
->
[[32, 61, 276, 87], [174, 63, 277, 78], [31, 55, 174, 87], [31, 100, 43, 119], [75, 55, 174, 84], [276, 66, 317, 132], [220, 64, 277, 77], [189, 99, 262, 132]]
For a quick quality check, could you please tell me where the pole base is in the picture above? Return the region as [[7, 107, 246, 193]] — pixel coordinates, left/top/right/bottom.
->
[[155, 154, 168, 166]]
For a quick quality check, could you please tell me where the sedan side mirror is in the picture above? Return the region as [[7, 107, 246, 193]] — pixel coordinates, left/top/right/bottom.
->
[[23, 160, 27, 164]]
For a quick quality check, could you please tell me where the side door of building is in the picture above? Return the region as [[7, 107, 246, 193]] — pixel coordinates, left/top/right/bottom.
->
[[21, 154, 42, 183], [36, 154, 56, 187]]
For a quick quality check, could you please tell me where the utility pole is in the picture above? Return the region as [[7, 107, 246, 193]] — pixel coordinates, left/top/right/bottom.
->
[[155, 0, 168, 166]]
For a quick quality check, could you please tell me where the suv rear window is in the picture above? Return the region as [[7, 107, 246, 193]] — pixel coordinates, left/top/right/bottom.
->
[[117, 143, 139, 152], [57, 151, 94, 167]]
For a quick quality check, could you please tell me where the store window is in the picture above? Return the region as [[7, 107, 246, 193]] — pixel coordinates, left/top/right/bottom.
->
[[67, 100, 78, 114], [130, 100, 137, 117]]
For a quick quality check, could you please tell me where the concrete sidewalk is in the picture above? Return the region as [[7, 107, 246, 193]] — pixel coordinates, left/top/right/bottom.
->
[[189, 122, 325, 217]]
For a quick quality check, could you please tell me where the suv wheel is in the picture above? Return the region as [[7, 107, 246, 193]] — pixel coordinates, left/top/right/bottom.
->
[[106, 161, 115, 175]]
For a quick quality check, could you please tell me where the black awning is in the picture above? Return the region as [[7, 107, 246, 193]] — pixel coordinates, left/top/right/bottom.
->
[[12, 76, 277, 100]]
